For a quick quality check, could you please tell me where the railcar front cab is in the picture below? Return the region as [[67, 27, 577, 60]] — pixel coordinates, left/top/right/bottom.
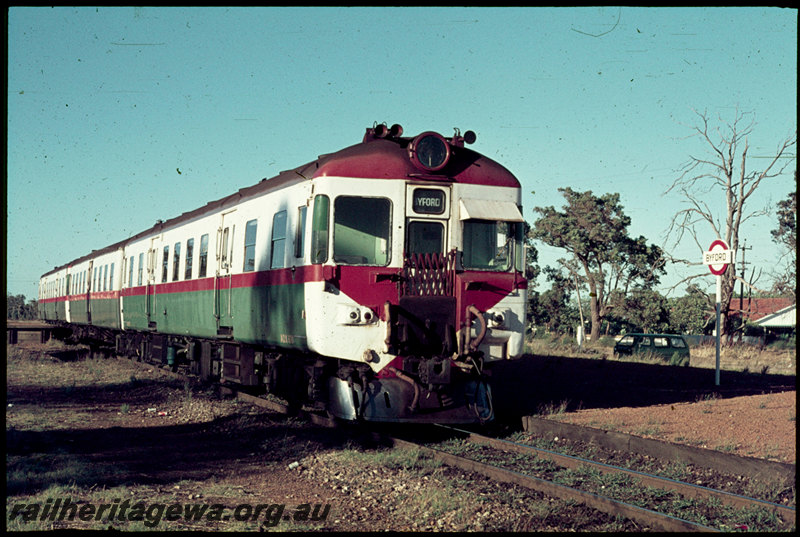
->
[[317, 126, 527, 422]]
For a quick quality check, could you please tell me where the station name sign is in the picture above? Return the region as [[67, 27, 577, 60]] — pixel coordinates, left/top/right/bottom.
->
[[412, 188, 446, 215], [703, 239, 733, 276], [703, 250, 733, 265]]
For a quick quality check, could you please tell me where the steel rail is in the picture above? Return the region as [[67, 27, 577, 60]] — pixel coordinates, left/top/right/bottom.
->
[[524, 416, 795, 484], [233, 390, 338, 428], [388, 436, 718, 532], [437, 424, 795, 526]]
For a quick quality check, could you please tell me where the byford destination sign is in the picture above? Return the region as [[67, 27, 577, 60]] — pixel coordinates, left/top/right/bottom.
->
[[703, 239, 733, 276]]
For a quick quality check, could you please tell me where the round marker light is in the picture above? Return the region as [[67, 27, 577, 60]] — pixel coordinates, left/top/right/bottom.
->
[[409, 132, 450, 172]]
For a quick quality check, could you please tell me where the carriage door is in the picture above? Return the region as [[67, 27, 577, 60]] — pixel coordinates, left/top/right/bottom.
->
[[86, 261, 93, 323], [64, 271, 72, 323], [145, 237, 158, 328], [119, 254, 127, 329], [215, 210, 236, 335]]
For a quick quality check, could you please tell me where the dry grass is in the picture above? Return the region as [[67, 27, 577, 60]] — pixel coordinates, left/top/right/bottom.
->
[[689, 345, 796, 376]]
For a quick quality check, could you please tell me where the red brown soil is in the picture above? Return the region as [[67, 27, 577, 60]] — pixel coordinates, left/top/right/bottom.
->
[[551, 390, 796, 463]]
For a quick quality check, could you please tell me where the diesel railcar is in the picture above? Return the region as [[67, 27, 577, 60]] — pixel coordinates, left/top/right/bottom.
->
[[38, 124, 528, 423]]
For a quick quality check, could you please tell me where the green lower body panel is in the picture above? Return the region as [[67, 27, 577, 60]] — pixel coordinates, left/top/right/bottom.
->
[[121, 283, 307, 348], [89, 298, 120, 329], [70, 299, 89, 324]]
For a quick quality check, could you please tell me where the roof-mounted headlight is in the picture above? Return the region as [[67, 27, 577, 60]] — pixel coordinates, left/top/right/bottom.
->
[[408, 131, 450, 172]]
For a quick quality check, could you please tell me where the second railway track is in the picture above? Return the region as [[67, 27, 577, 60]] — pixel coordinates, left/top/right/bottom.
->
[[385, 425, 794, 532]]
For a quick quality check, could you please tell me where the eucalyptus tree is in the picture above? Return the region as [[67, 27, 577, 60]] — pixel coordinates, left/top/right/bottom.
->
[[770, 176, 796, 297], [532, 188, 666, 341]]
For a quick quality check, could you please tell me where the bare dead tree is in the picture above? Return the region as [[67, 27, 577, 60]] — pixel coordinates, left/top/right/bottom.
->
[[664, 108, 796, 336]]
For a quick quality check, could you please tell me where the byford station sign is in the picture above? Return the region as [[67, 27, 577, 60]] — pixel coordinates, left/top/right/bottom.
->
[[703, 239, 733, 275], [703, 238, 735, 387]]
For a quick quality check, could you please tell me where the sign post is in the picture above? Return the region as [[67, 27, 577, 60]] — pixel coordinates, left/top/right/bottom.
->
[[703, 240, 733, 386]]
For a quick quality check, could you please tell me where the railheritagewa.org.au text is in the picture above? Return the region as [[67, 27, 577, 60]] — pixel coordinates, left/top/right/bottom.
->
[[9, 498, 331, 528]]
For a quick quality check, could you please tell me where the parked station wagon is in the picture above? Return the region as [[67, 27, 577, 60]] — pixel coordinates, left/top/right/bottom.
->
[[613, 333, 690, 366]]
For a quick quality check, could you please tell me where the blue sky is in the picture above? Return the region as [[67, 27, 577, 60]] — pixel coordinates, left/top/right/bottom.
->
[[6, 6, 797, 301]]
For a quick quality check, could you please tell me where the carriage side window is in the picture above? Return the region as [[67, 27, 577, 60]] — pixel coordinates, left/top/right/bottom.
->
[[129, 257, 134, 287], [138, 253, 144, 285], [185, 238, 194, 280], [173, 242, 181, 281], [109, 263, 114, 290], [103, 264, 109, 291], [162, 246, 169, 283], [333, 196, 391, 266], [243, 219, 257, 272], [199, 234, 209, 277], [295, 206, 307, 258], [271, 211, 287, 269], [311, 195, 329, 264], [462, 220, 514, 271]]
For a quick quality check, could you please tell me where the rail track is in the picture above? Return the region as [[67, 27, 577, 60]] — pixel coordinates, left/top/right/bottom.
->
[[394, 424, 794, 532], [523, 415, 796, 484], [125, 356, 795, 532]]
